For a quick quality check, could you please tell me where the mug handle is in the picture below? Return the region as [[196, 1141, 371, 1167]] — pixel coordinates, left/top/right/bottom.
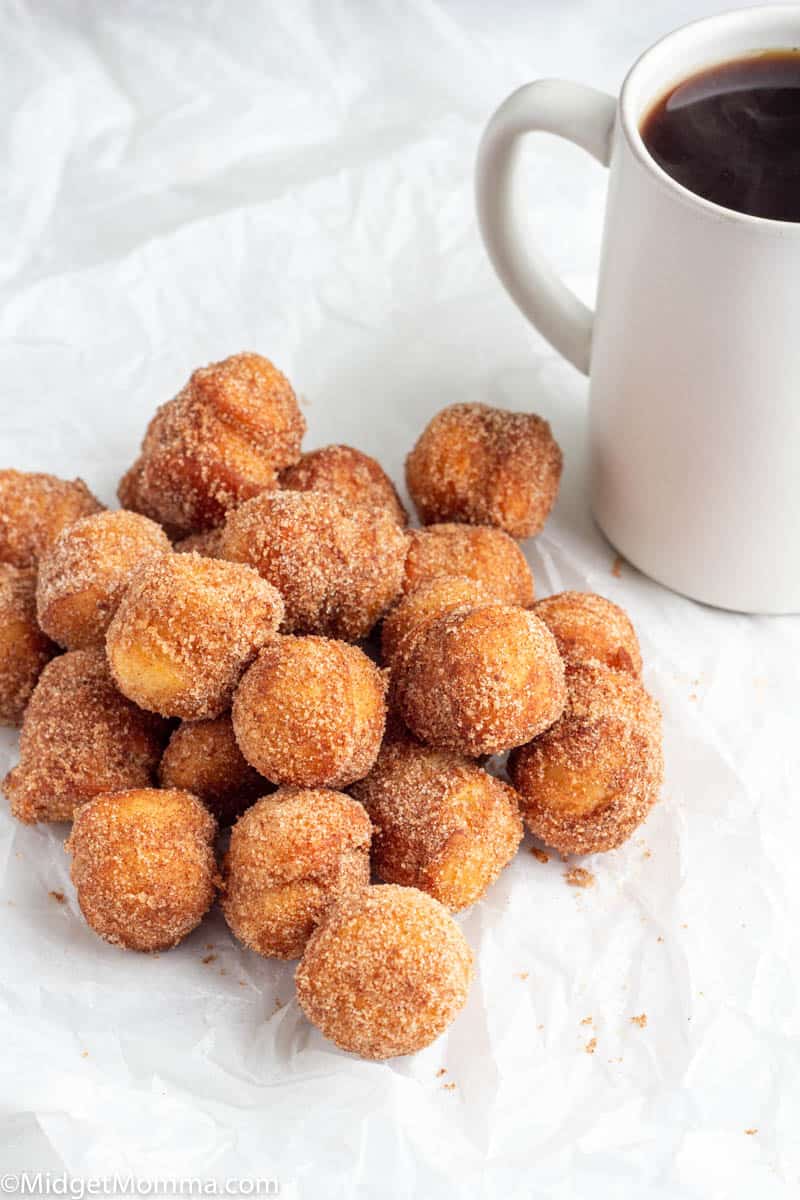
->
[[476, 81, 617, 375]]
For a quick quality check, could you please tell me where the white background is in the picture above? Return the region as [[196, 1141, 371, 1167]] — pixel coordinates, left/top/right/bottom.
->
[[1, 2, 799, 1197]]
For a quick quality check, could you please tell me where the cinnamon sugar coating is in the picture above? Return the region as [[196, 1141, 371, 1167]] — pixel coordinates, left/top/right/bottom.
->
[[220, 490, 407, 640], [0, 470, 103, 568], [106, 552, 283, 720], [402, 524, 534, 607], [159, 715, 265, 826], [119, 353, 305, 534], [280, 444, 407, 526], [2, 649, 168, 824], [0, 564, 57, 725], [533, 591, 642, 676], [36, 510, 171, 650], [381, 574, 494, 672], [396, 604, 565, 757], [232, 637, 386, 789], [173, 527, 223, 557], [351, 736, 523, 911], [295, 884, 473, 1060], [508, 660, 663, 855], [66, 787, 217, 952], [221, 788, 372, 959], [405, 402, 562, 538]]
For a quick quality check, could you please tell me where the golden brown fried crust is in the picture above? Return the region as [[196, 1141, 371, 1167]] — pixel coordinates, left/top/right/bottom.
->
[[350, 736, 522, 911], [232, 636, 386, 789], [395, 604, 565, 757], [405, 402, 562, 538], [0, 564, 57, 726], [295, 884, 473, 1060], [119, 353, 305, 533], [106, 552, 284, 720], [533, 591, 643, 676], [2, 649, 168, 824], [0, 470, 103, 568], [159, 715, 266, 826], [381, 574, 494, 672], [220, 490, 407, 641], [172, 527, 223, 557], [36, 510, 171, 650], [221, 788, 372, 959], [66, 787, 217, 952], [402, 524, 534, 606], [280, 444, 408, 526], [508, 660, 663, 855]]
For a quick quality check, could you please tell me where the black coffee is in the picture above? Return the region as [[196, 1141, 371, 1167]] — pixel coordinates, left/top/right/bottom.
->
[[641, 51, 800, 221]]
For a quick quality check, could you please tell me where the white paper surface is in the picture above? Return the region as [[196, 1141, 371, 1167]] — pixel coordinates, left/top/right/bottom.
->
[[1, 2, 799, 1196]]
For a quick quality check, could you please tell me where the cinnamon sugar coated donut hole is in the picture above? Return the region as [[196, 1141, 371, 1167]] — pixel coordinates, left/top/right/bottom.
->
[[159, 715, 265, 826], [119, 352, 306, 534], [221, 788, 372, 959], [36, 511, 171, 650], [295, 884, 473, 1060], [106, 552, 283, 720], [381, 574, 494, 671], [2, 649, 167, 824], [232, 637, 386, 789], [351, 737, 523, 911], [406, 402, 563, 538], [66, 788, 217, 952], [508, 660, 663, 855], [396, 604, 566, 757], [0, 564, 57, 726], [533, 591, 643, 676], [220, 490, 407, 640], [173, 527, 223, 557], [0, 470, 103, 568], [402, 524, 534, 607], [280, 444, 407, 526]]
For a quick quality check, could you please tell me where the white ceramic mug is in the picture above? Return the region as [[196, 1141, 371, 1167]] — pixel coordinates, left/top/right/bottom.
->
[[476, 6, 800, 614]]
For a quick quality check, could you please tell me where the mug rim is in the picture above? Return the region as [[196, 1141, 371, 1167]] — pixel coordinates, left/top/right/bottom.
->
[[619, 4, 800, 232]]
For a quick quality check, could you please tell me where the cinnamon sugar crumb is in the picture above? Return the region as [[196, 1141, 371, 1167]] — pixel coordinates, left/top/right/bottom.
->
[[744, 1128, 758, 1136], [580, 1015, 593, 1026], [80, 1050, 89, 1058], [531, 847, 549, 864], [611, 555, 623, 578], [436, 1068, 447, 1078], [585, 1037, 597, 1054], [442, 1081, 457, 1092], [565, 867, 595, 888], [516, 971, 529, 981], [201, 953, 216, 965], [630, 1013, 647, 1028], [49, 890, 65, 904]]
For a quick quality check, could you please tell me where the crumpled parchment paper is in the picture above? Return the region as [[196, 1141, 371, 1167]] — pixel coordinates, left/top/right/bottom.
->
[[1, 2, 799, 1197]]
